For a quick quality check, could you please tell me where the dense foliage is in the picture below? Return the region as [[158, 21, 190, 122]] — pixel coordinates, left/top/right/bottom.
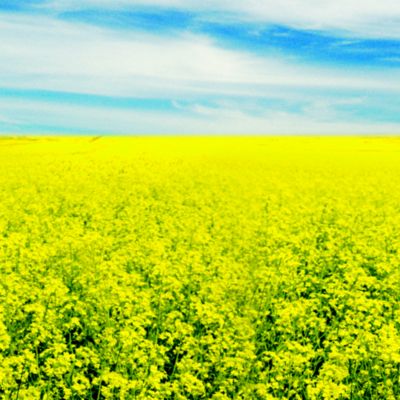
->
[[1, 137, 400, 399]]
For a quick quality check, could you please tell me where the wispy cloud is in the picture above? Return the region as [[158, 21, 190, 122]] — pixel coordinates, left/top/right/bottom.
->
[[2, 97, 400, 135], [2, 13, 399, 97], [36, 0, 400, 39], [0, 1, 400, 134]]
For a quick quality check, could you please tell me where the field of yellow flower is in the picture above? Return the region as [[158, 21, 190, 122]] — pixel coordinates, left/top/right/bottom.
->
[[1, 136, 400, 399]]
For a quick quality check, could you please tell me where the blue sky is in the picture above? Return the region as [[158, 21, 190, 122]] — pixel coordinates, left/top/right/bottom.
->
[[1, 1, 400, 134]]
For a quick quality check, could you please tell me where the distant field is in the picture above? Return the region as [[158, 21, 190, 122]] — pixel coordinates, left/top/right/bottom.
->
[[1, 137, 400, 399]]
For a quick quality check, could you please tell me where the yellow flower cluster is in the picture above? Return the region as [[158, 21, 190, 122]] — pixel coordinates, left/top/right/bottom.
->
[[0, 136, 400, 399]]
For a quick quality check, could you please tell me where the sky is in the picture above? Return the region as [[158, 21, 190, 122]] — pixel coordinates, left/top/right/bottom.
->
[[1, 1, 400, 134]]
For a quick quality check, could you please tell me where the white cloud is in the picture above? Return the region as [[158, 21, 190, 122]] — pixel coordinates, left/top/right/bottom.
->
[[0, 113, 19, 125], [1, 13, 400, 101], [39, 0, 400, 39], [1, 97, 399, 135], [1, 9, 400, 134]]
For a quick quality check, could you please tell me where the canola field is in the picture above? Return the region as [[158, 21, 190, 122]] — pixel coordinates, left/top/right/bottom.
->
[[1, 136, 400, 400]]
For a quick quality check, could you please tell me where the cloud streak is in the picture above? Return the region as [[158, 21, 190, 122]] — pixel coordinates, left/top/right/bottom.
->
[[2, 97, 400, 135], [38, 0, 400, 39], [0, 2, 400, 134], [1, 13, 399, 98]]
